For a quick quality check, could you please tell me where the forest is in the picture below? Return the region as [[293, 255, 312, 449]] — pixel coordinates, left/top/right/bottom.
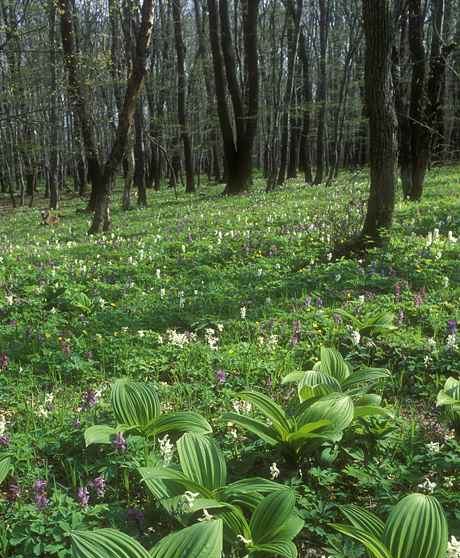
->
[[0, 1, 459, 557]]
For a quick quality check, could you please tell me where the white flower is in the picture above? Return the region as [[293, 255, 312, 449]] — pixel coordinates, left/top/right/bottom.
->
[[45, 393, 54, 404], [426, 232, 433, 246], [158, 434, 174, 465], [179, 291, 185, 308], [448, 536, 460, 558], [217, 323, 224, 332], [426, 441, 441, 454], [0, 415, 7, 435], [270, 462, 280, 480], [232, 400, 252, 414], [240, 306, 247, 319], [446, 334, 458, 351], [444, 476, 455, 489], [160, 288, 166, 299], [183, 491, 200, 508], [156, 269, 161, 279], [433, 228, 440, 242], [358, 295, 365, 304], [443, 276, 450, 288], [237, 535, 253, 546], [351, 330, 361, 346], [448, 231, 457, 243], [427, 337, 437, 350], [198, 509, 214, 522], [417, 478, 437, 494]]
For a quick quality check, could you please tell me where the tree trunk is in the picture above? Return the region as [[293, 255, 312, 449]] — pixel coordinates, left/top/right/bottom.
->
[[314, 0, 329, 184], [173, 0, 195, 193], [360, 0, 396, 244]]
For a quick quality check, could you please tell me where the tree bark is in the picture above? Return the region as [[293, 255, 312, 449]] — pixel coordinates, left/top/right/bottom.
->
[[360, 0, 396, 244]]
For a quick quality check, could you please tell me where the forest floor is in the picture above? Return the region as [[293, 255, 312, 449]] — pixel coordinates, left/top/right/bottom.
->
[[0, 167, 459, 557]]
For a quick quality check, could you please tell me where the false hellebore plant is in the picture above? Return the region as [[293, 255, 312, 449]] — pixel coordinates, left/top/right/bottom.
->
[[84, 378, 212, 449], [224, 348, 391, 465], [138, 432, 303, 553], [71, 480, 304, 558], [331, 493, 449, 558], [437, 377, 460, 434]]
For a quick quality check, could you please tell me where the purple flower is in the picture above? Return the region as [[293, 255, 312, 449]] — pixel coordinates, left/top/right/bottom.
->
[[91, 476, 106, 498], [127, 507, 145, 528], [113, 431, 127, 452], [398, 310, 405, 326], [304, 296, 312, 308], [316, 297, 323, 307], [0, 434, 10, 447], [215, 369, 226, 384], [73, 418, 82, 429], [35, 493, 49, 510], [77, 486, 90, 508], [61, 340, 71, 355], [84, 351, 93, 360], [333, 313, 342, 325], [291, 320, 301, 345], [448, 320, 457, 335], [415, 293, 423, 308], [1, 353, 9, 371], [7, 483, 21, 502], [33, 479, 47, 494], [394, 283, 401, 302], [81, 389, 99, 410]]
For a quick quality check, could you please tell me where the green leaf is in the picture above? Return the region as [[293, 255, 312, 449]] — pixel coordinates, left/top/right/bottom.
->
[[382, 493, 448, 558], [249, 540, 298, 558], [239, 391, 291, 435], [111, 379, 160, 428], [0, 457, 12, 485], [151, 412, 212, 436], [339, 505, 385, 539], [298, 393, 354, 433], [297, 370, 342, 402], [223, 413, 281, 446], [177, 433, 227, 491], [287, 420, 331, 444], [220, 478, 286, 500], [250, 490, 296, 545], [150, 520, 223, 558], [342, 368, 391, 390], [281, 372, 307, 385], [140, 466, 212, 499], [71, 529, 150, 558], [353, 406, 393, 419], [84, 425, 117, 447], [320, 347, 350, 382], [331, 524, 392, 558]]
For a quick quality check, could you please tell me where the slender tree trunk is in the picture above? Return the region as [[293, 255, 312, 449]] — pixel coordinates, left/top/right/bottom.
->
[[360, 0, 396, 244], [314, 0, 329, 184], [173, 0, 195, 193], [48, 0, 59, 210]]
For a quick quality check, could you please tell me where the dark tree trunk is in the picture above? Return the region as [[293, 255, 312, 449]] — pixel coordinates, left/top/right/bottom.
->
[[48, 0, 59, 210], [207, 0, 260, 195], [134, 101, 147, 206], [314, 0, 329, 184], [173, 0, 195, 193], [360, 0, 396, 244], [298, 27, 313, 184]]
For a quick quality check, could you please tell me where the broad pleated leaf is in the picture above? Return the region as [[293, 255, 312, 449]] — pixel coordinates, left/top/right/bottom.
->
[[359, 312, 396, 336], [342, 368, 391, 390], [223, 413, 280, 446], [298, 370, 342, 402], [249, 540, 298, 558], [298, 393, 354, 433], [339, 505, 385, 539], [382, 493, 448, 558], [84, 425, 117, 447], [140, 466, 212, 498], [177, 433, 227, 491], [437, 378, 460, 407], [320, 347, 350, 383], [282, 372, 308, 385], [353, 406, 392, 419], [151, 412, 212, 436], [219, 478, 286, 499], [71, 528, 150, 558], [239, 391, 291, 434], [355, 394, 382, 407], [331, 524, 393, 558], [150, 520, 223, 558], [273, 514, 305, 540], [287, 420, 331, 444], [111, 379, 160, 428], [0, 457, 12, 485], [250, 490, 296, 545]]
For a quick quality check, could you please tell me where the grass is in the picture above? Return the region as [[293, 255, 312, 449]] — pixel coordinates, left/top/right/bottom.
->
[[0, 166, 459, 557]]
